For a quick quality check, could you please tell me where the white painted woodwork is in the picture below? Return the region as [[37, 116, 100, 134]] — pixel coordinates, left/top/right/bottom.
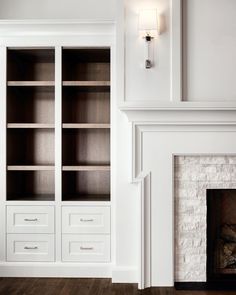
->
[[62, 234, 110, 262], [183, 0, 236, 102], [7, 234, 54, 262], [124, 0, 171, 102], [7, 206, 54, 234], [0, 0, 115, 20], [62, 206, 110, 234], [0, 20, 114, 279]]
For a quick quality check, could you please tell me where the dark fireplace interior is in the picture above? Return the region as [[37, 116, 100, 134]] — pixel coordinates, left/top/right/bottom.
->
[[207, 189, 236, 287]]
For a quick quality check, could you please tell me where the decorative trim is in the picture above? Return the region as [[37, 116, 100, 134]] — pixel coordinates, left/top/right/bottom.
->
[[170, 0, 182, 102], [118, 0, 181, 106], [0, 262, 112, 277], [120, 102, 236, 111], [112, 267, 138, 283], [118, 0, 236, 111], [0, 19, 115, 37], [131, 121, 236, 289]]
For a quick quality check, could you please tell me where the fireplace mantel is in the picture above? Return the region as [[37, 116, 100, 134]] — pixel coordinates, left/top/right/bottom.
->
[[125, 109, 236, 289]]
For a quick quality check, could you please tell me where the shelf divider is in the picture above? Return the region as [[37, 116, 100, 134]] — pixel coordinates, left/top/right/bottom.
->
[[7, 123, 54, 129], [62, 165, 110, 171], [62, 81, 110, 87], [62, 123, 110, 129], [7, 165, 55, 171], [7, 81, 55, 87]]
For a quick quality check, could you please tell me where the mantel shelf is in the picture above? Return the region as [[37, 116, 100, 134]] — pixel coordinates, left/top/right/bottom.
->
[[62, 123, 110, 129], [62, 81, 110, 87], [7, 123, 55, 129], [7, 81, 55, 86], [62, 165, 110, 171], [7, 165, 55, 171]]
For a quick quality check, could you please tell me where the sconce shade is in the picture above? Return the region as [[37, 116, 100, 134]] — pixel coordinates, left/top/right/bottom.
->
[[139, 9, 158, 34]]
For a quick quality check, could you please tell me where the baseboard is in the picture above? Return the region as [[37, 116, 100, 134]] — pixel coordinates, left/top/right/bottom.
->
[[0, 262, 112, 278], [112, 266, 138, 283]]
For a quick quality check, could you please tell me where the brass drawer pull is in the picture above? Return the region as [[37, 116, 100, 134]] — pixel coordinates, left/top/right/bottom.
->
[[24, 246, 38, 250]]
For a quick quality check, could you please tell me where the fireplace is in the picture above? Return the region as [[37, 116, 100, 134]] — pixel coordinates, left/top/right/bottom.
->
[[207, 189, 236, 288], [174, 156, 236, 290]]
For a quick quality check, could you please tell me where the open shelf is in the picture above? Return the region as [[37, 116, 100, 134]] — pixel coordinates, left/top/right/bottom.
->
[[62, 48, 110, 202], [7, 170, 55, 201], [62, 165, 110, 171], [62, 48, 110, 82], [62, 194, 110, 202], [62, 171, 110, 202], [7, 124, 54, 129], [7, 48, 55, 82], [62, 81, 110, 87], [8, 81, 55, 86], [62, 128, 110, 166], [62, 86, 110, 124], [62, 124, 110, 129], [7, 165, 55, 171], [7, 128, 54, 166]]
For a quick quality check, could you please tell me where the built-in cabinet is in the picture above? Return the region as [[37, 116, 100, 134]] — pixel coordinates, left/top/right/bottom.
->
[[4, 46, 111, 266]]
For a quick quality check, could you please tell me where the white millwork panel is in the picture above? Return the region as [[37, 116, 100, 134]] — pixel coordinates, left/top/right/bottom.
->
[[7, 206, 55, 234], [62, 206, 110, 234], [0, 20, 115, 278], [62, 234, 110, 262], [0, 46, 7, 262], [7, 234, 55, 262]]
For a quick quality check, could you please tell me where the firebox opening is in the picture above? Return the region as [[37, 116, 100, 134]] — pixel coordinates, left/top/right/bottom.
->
[[207, 189, 236, 283]]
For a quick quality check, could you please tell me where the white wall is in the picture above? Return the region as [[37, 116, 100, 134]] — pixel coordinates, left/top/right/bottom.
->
[[183, 0, 236, 102], [0, 0, 115, 20], [125, 0, 171, 101]]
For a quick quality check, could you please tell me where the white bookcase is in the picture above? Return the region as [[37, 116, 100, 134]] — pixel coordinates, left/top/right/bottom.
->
[[0, 22, 114, 277]]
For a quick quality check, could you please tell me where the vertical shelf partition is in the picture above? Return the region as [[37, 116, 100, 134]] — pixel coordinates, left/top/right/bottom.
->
[[62, 48, 111, 201], [6, 48, 55, 201]]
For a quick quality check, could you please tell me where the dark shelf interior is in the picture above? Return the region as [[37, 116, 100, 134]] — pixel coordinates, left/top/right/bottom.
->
[[62, 171, 110, 201], [62, 48, 110, 81], [7, 48, 55, 81], [7, 171, 55, 201], [7, 128, 55, 166]]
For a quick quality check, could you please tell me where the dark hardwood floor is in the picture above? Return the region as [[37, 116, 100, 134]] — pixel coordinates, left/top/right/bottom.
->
[[0, 278, 235, 295]]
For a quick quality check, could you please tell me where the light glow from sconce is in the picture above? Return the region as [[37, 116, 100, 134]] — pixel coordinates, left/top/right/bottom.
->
[[139, 9, 158, 38], [139, 9, 158, 69]]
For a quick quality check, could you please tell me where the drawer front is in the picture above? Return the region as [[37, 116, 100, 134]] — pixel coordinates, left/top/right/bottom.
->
[[62, 206, 110, 234], [7, 206, 54, 234], [7, 234, 54, 262], [62, 234, 110, 262]]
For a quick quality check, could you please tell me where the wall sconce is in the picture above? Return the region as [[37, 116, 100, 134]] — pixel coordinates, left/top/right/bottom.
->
[[139, 9, 158, 69]]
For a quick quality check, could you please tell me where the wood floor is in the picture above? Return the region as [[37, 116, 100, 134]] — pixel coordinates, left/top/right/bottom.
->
[[0, 278, 235, 295]]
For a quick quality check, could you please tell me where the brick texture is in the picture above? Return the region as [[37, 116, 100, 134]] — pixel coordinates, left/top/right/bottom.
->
[[174, 156, 236, 282]]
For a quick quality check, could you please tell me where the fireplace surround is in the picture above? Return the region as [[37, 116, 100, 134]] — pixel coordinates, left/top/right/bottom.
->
[[174, 156, 236, 289], [128, 117, 236, 289]]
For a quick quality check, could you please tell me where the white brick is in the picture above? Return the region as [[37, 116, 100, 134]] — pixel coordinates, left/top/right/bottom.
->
[[174, 156, 236, 282]]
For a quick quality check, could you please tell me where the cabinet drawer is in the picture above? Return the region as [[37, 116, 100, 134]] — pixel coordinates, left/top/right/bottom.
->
[[7, 206, 54, 234], [62, 206, 110, 234], [7, 234, 54, 262], [62, 234, 110, 262]]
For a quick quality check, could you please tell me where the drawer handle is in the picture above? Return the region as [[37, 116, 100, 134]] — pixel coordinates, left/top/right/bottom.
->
[[80, 218, 94, 222], [80, 246, 94, 251], [24, 246, 38, 250], [24, 218, 38, 222]]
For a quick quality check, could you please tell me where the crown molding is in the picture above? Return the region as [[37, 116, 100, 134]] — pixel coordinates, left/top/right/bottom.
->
[[0, 19, 115, 37]]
